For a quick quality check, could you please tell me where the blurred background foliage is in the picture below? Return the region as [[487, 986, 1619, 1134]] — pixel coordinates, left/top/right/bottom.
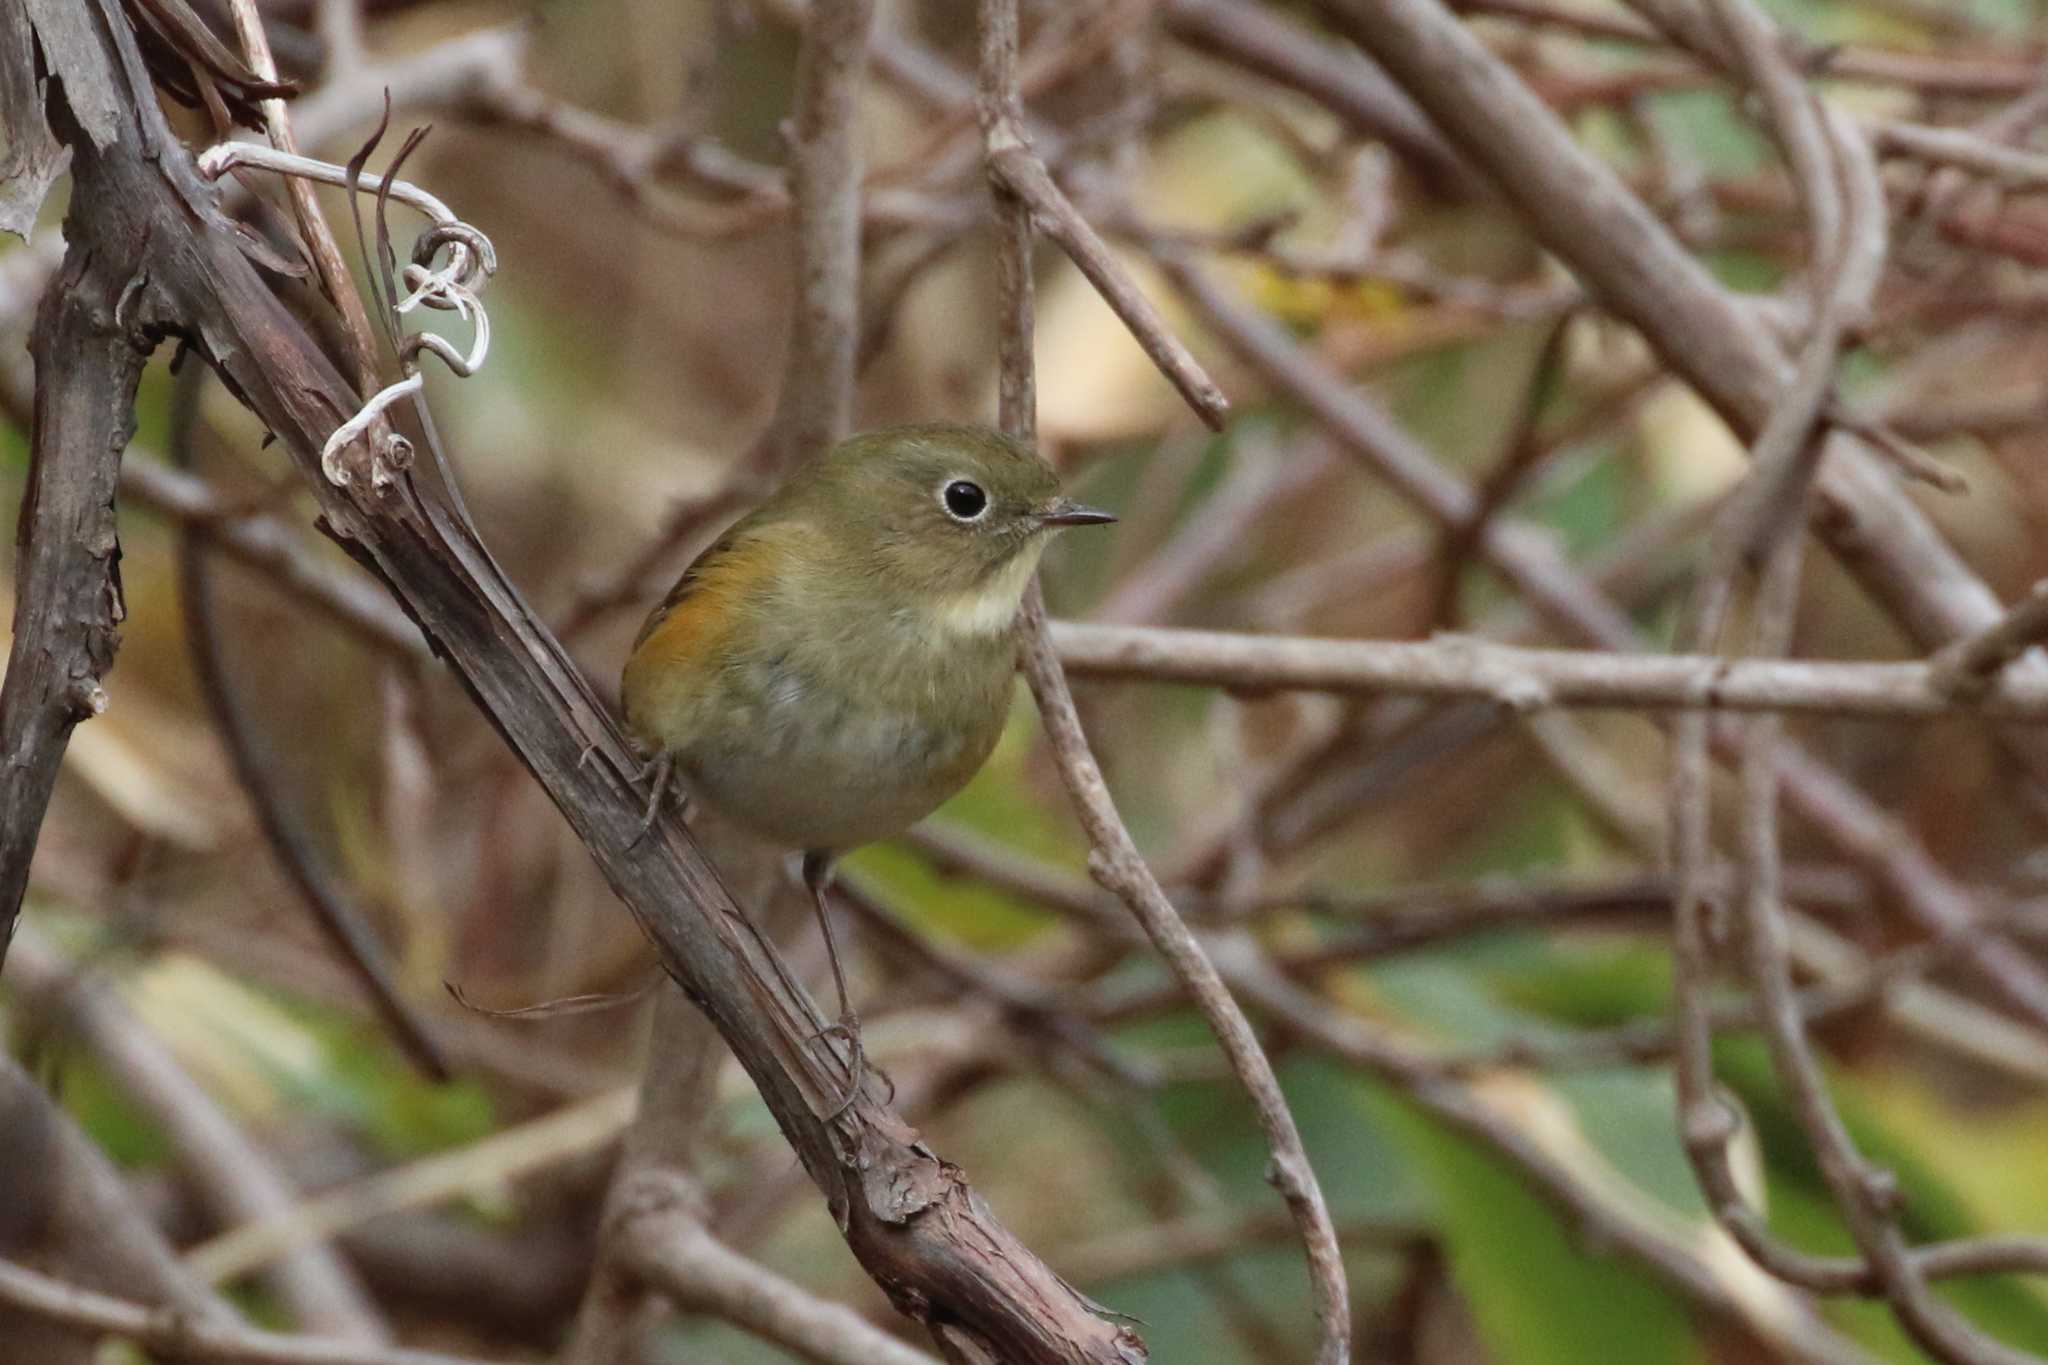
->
[[9, 0, 2048, 1361]]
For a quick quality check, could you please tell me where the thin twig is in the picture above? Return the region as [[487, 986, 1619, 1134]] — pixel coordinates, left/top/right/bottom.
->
[[9, 925, 387, 1341], [0, 1054, 241, 1345], [0, 1257, 510, 1365], [1047, 620, 2048, 719], [833, 872, 1156, 1088], [1315, 0, 2014, 660], [1932, 580, 2048, 697], [1429, 312, 1576, 629], [1654, 27, 2041, 1359], [979, 23, 1230, 434], [612, 1172, 942, 1365], [979, 4, 1349, 1361], [170, 361, 450, 1080], [222, 0, 383, 406], [562, 986, 724, 1365], [1164, 251, 2048, 1038], [759, 0, 877, 474], [187, 1089, 635, 1287], [1057, 1209, 1426, 1288]]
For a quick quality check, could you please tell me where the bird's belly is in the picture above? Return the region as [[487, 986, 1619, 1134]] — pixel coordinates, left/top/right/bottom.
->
[[679, 664, 1003, 853]]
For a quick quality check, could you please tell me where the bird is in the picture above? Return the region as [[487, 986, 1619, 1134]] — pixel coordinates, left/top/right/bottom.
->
[[619, 422, 1116, 1112]]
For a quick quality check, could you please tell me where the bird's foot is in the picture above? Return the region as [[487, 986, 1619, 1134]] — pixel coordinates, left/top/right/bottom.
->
[[626, 751, 677, 847], [811, 1013, 867, 1119]]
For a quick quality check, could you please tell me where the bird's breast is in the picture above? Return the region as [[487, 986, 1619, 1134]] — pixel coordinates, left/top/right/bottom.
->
[[674, 620, 1016, 852]]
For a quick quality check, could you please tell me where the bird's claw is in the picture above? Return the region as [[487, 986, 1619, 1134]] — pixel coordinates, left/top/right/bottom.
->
[[627, 751, 675, 847], [811, 1014, 866, 1119]]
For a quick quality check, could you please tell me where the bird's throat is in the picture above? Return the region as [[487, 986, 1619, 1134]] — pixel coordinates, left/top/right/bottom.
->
[[928, 542, 1046, 637]]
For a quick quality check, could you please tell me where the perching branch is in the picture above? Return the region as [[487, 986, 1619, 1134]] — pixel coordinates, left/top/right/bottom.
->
[[3, 3, 1146, 1360]]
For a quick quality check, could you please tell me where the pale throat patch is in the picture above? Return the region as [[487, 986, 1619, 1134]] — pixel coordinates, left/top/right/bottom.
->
[[930, 541, 1048, 636]]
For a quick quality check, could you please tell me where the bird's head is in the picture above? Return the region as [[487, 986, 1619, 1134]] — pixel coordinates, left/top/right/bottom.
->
[[794, 423, 1116, 633]]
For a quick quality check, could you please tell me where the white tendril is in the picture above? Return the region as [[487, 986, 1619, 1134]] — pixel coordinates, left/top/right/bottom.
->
[[196, 140, 498, 485]]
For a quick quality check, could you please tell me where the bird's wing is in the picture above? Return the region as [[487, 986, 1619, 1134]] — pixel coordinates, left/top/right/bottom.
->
[[630, 524, 747, 652], [620, 521, 783, 742]]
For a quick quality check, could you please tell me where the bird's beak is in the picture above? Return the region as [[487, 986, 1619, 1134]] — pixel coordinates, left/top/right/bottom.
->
[[1037, 497, 1118, 528]]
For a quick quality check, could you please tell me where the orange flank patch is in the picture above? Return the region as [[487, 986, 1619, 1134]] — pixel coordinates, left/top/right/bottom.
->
[[620, 529, 774, 738]]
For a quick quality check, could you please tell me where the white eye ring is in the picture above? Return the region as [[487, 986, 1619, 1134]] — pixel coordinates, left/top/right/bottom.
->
[[938, 476, 990, 522]]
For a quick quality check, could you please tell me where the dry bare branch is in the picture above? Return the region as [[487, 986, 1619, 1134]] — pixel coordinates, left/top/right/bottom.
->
[[1049, 620, 2048, 719], [8, 926, 386, 1341], [759, 0, 876, 473], [981, 3, 1349, 1361], [0, 1257, 506, 1365]]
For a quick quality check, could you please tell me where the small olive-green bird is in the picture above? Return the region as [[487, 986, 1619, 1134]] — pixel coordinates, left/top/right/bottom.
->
[[620, 423, 1114, 1107]]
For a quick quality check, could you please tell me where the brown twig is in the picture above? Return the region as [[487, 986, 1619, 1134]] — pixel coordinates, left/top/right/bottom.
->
[[1046, 620, 2048, 719], [980, 27, 1231, 435], [9, 925, 387, 1341], [832, 872, 1155, 1089], [1654, 22, 2043, 1359], [127, 459, 424, 655], [909, 801, 2048, 1306], [169, 361, 449, 1080], [980, 4, 1349, 1360], [0, 1256, 507, 1365], [1428, 313, 1575, 628], [1163, 252, 2048, 1038], [561, 986, 722, 1365], [758, 0, 877, 474], [610, 1171, 942, 1365], [1932, 579, 2048, 697], [1705, 21, 2043, 1361], [1314, 0, 2014, 661], [222, 0, 382, 405], [0, 1054, 242, 1357], [1092, 428, 1340, 628], [1057, 1208, 1426, 1288], [1160, 0, 1480, 200]]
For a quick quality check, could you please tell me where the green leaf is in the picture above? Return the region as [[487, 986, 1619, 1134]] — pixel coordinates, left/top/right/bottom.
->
[[47, 1049, 172, 1169], [1370, 1083, 1698, 1365], [278, 1000, 497, 1160]]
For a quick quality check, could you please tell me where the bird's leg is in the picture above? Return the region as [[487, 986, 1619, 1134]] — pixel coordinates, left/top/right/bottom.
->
[[627, 750, 676, 844], [802, 850, 865, 1118]]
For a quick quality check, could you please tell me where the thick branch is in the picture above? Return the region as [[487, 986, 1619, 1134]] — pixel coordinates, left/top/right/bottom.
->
[[14, 3, 1138, 1359], [0, 192, 144, 960]]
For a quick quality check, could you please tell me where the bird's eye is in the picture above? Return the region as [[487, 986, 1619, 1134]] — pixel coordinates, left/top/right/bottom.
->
[[941, 479, 989, 521]]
